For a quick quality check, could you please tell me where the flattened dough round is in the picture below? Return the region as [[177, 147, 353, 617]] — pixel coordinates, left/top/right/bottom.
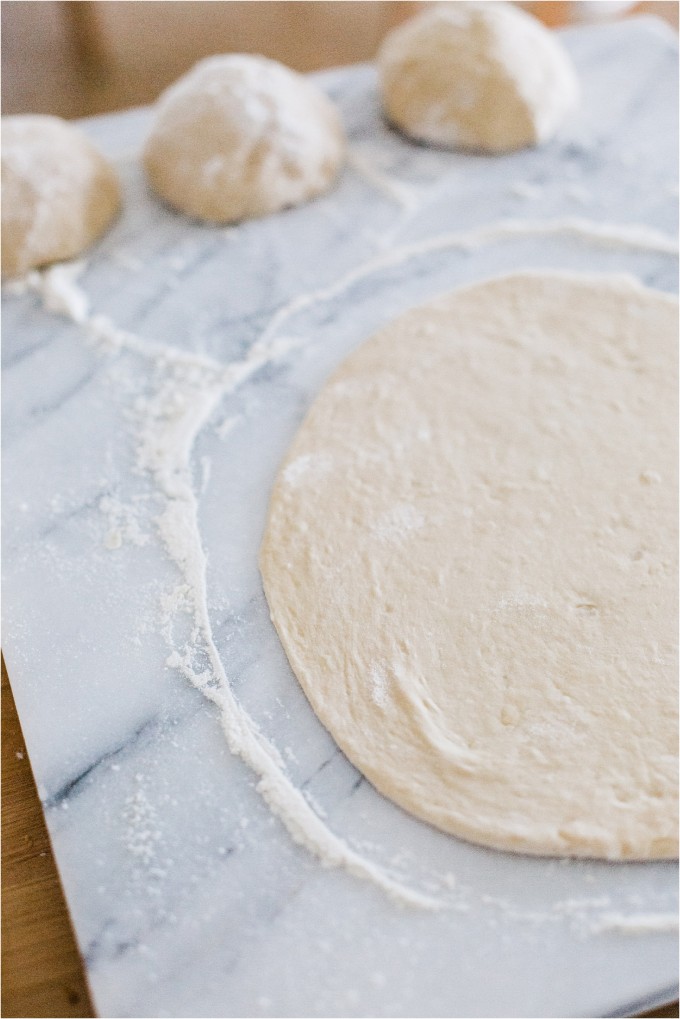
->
[[1, 115, 120, 278], [261, 272, 678, 859]]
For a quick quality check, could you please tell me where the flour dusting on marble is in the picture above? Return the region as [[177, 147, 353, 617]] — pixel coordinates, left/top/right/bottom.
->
[[75, 296, 441, 910], [39, 261, 91, 322], [124, 780, 163, 867], [140, 381, 441, 908], [256, 216, 678, 349], [11, 214, 679, 919], [372, 502, 425, 542], [99, 495, 150, 550], [589, 912, 679, 935], [368, 664, 390, 708], [282, 452, 333, 487], [348, 148, 419, 211], [216, 413, 242, 440], [509, 181, 544, 201]]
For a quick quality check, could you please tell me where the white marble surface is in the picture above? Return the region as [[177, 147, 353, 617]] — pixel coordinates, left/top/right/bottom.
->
[[3, 18, 679, 1018]]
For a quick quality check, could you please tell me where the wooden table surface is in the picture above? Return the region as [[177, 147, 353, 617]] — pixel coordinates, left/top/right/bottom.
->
[[2, 661, 93, 1017], [2, 3, 678, 1016]]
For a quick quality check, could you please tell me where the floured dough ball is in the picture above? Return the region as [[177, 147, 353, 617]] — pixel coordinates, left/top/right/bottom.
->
[[2, 115, 120, 278], [378, 1, 579, 153], [143, 54, 346, 223]]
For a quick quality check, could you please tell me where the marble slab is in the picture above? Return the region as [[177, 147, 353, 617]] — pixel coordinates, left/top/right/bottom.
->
[[3, 18, 679, 1018]]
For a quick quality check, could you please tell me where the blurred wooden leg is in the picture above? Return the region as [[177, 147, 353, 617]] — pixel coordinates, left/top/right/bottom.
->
[[1, 660, 93, 1018], [515, 2, 575, 26], [60, 0, 107, 67], [631, 1, 679, 29], [386, 1, 425, 28]]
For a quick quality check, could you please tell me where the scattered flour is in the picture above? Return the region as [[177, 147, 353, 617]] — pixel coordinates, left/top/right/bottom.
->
[[565, 183, 593, 205], [123, 781, 163, 869], [302, 789, 328, 819], [347, 148, 419, 211], [111, 250, 144, 272], [99, 496, 150, 550], [372, 502, 425, 542], [39, 261, 90, 323], [589, 912, 679, 935], [255, 216, 678, 351], [11, 212, 679, 917], [282, 452, 333, 487], [368, 664, 389, 708], [509, 181, 544, 200], [216, 414, 242, 440], [124, 333, 439, 909]]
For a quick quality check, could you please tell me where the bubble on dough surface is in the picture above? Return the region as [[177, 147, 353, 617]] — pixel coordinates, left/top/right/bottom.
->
[[378, 1, 579, 153], [1, 115, 120, 278], [143, 53, 346, 224]]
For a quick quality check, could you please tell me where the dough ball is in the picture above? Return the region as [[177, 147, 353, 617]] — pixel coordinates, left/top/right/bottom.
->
[[261, 272, 678, 860], [378, 1, 579, 153], [143, 54, 346, 223], [1, 115, 120, 278]]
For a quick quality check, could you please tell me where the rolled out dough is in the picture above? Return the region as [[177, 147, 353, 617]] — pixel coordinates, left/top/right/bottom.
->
[[260, 272, 678, 859]]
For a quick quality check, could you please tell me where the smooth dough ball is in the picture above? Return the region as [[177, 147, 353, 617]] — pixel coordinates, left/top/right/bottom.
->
[[143, 54, 346, 223], [378, 1, 579, 153], [1, 115, 120, 278], [261, 272, 678, 860]]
